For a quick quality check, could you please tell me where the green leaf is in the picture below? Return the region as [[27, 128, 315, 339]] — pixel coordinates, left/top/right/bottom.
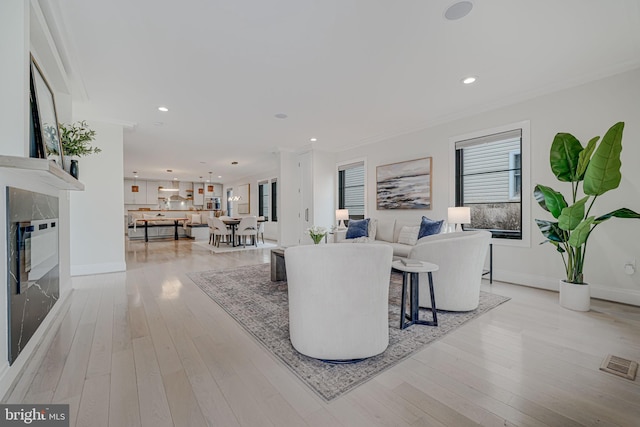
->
[[558, 196, 589, 230], [550, 133, 583, 182], [594, 207, 640, 224], [583, 122, 624, 195], [535, 219, 565, 243], [576, 136, 599, 179], [568, 217, 595, 248], [534, 185, 567, 218]]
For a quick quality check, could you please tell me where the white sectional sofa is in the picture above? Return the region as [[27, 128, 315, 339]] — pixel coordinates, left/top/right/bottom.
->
[[335, 217, 445, 258]]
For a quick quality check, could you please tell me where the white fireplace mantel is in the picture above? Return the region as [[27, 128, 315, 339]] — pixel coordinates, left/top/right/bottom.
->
[[0, 155, 84, 191]]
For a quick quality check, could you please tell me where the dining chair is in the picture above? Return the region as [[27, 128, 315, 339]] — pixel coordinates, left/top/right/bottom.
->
[[257, 216, 265, 244], [211, 217, 232, 247], [207, 217, 215, 245], [236, 216, 258, 247]]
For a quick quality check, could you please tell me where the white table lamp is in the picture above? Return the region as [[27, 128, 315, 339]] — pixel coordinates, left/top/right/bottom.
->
[[448, 207, 471, 232], [336, 209, 349, 229]]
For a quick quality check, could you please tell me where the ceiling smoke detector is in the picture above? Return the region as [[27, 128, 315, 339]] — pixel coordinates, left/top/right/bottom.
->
[[444, 1, 473, 21]]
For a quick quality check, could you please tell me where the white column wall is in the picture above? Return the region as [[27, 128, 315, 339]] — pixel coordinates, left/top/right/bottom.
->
[[0, 1, 76, 395], [70, 121, 126, 275], [337, 68, 640, 305], [0, 0, 29, 157]]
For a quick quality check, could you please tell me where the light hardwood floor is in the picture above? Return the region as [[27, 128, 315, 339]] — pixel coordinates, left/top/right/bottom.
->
[[4, 239, 640, 426]]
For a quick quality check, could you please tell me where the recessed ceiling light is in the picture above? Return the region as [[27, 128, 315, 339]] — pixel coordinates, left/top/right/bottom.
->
[[462, 76, 477, 85], [173, 177, 178, 180], [218, 176, 222, 179], [158, 106, 169, 112], [444, 1, 473, 21], [231, 161, 238, 165], [166, 169, 172, 173], [310, 138, 317, 142], [274, 113, 288, 119]]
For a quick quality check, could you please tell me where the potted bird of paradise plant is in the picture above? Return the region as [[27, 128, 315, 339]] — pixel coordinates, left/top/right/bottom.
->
[[534, 122, 640, 311]]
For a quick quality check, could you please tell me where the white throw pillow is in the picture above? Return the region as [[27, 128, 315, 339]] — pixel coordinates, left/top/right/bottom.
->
[[191, 213, 202, 224], [368, 218, 377, 240], [397, 226, 420, 246]]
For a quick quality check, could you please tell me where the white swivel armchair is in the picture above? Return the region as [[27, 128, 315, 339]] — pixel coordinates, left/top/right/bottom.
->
[[285, 243, 393, 361], [408, 230, 491, 311], [236, 216, 258, 247]]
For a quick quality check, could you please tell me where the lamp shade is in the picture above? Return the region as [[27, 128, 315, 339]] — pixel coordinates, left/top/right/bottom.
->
[[448, 206, 471, 224], [336, 209, 349, 221]]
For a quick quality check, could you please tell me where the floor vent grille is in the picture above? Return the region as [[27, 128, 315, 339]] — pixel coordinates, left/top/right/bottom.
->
[[600, 355, 638, 380]]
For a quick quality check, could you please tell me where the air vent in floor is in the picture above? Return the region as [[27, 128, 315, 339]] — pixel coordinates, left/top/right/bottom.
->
[[600, 354, 638, 380]]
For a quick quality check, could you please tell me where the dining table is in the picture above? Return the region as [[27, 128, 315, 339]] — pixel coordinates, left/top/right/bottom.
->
[[135, 217, 188, 242], [221, 217, 265, 247]]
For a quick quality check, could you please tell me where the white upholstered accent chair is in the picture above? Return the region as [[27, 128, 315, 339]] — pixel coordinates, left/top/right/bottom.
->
[[285, 243, 393, 361], [210, 217, 232, 247], [408, 230, 491, 312], [236, 216, 258, 247]]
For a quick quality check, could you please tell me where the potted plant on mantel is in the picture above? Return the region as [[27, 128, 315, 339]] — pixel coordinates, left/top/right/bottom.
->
[[59, 120, 100, 179], [534, 122, 640, 311]]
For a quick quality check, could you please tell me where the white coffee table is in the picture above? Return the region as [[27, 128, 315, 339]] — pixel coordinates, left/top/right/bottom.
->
[[392, 259, 439, 329]]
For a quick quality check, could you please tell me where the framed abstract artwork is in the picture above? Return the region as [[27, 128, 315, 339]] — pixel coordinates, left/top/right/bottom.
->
[[31, 55, 64, 170], [376, 157, 432, 209]]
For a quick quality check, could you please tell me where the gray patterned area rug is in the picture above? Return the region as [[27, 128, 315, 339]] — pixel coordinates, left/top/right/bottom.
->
[[187, 263, 509, 401]]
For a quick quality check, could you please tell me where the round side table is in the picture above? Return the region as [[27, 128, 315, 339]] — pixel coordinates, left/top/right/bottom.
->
[[392, 260, 439, 329]]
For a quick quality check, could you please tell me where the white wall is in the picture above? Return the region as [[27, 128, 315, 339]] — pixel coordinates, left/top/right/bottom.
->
[[337, 68, 640, 305], [70, 121, 126, 275], [0, 0, 29, 158]]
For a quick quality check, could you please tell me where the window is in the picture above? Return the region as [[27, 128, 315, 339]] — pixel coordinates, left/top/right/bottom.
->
[[509, 150, 521, 200], [258, 180, 269, 221], [271, 179, 278, 222], [338, 161, 365, 220], [455, 128, 523, 239]]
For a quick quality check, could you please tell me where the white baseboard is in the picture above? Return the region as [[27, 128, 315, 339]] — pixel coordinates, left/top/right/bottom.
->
[[494, 269, 640, 307], [70, 262, 126, 276], [0, 291, 72, 400]]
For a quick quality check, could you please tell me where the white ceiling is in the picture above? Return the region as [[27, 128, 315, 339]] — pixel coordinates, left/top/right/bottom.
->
[[42, 0, 640, 183]]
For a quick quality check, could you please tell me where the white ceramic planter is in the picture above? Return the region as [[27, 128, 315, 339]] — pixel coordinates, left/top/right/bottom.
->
[[559, 280, 590, 311]]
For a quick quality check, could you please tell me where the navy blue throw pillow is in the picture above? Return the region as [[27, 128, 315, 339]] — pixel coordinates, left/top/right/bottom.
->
[[418, 216, 444, 240], [346, 218, 369, 239]]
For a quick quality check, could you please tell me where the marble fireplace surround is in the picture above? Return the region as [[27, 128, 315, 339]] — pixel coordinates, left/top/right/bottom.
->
[[6, 187, 60, 365], [0, 156, 82, 392]]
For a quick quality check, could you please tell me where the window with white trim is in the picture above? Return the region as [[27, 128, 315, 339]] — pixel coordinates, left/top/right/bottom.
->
[[455, 128, 523, 239], [258, 180, 269, 221], [338, 161, 365, 220], [270, 179, 278, 222]]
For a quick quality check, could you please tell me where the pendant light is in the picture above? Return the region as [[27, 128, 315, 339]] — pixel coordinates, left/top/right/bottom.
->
[[132, 172, 139, 192]]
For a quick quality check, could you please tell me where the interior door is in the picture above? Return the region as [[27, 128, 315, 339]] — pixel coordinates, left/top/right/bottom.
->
[[298, 151, 313, 244]]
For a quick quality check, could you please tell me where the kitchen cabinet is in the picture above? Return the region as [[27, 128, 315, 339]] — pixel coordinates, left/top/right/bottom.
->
[[179, 181, 193, 199], [193, 183, 204, 205], [124, 179, 149, 204], [146, 181, 159, 203]]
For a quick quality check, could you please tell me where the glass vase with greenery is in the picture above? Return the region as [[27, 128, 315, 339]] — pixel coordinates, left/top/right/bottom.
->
[[59, 120, 101, 157], [534, 122, 640, 284]]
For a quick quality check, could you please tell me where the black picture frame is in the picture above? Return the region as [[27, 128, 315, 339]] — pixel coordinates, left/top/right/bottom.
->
[[29, 66, 45, 159], [30, 55, 64, 170]]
